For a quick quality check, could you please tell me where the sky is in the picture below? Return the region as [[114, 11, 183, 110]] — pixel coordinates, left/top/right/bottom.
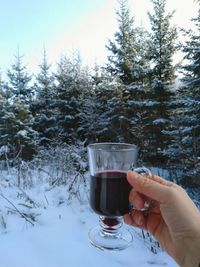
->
[[0, 0, 198, 75]]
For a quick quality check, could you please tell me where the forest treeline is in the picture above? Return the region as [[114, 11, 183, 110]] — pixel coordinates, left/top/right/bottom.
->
[[0, 0, 199, 187]]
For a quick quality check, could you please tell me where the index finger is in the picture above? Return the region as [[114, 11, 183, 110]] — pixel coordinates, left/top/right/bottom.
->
[[127, 171, 173, 203]]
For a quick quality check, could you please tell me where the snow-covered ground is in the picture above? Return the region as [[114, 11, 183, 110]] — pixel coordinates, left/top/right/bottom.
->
[[0, 181, 178, 267]]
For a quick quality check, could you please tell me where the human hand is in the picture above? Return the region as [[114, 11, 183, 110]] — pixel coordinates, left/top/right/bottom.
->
[[124, 171, 200, 267]]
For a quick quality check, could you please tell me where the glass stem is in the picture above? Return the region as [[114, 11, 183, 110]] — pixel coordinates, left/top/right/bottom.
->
[[99, 216, 122, 237]]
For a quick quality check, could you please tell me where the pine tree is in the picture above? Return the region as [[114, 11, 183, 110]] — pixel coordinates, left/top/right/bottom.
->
[[123, 83, 153, 160], [168, 1, 200, 185], [145, 0, 178, 164], [7, 48, 32, 103], [54, 52, 88, 143], [36, 48, 54, 104], [4, 50, 37, 160], [31, 48, 57, 144], [93, 70, 121, 142], [148, 0, 177, 82], [106, 0, 148, 85], [103, 0, 151, 147], [77, 64, 100, 144]]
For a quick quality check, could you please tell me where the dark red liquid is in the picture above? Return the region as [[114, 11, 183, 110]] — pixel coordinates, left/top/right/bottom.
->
[[90, 170, 132, 216]]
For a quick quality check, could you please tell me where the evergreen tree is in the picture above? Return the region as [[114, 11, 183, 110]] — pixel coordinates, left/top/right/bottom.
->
[[92, 70, 121, 142], [78, 64, 124, 143], [145, 0, 178, 164], [167, 1, 200, 185], [7, 48, 32, 103], [4, 51, 37, 160], [36, 48, 54, 104], [31, 48, 57, 144], [124, 83, 153, 160], [148, 0, 177, 82], [77, 64, 100, 144], [103, 0, 151, 147], [105, 0, 148, 85], [54, 52, 88, 142]]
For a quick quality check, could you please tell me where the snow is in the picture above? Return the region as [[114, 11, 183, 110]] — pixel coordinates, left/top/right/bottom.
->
[[17, 130, 28, 137], [0, 181, 178, 267], [153, 118, 169, 125], [0, 145, 9, 155], [127, 100, 160, 107]]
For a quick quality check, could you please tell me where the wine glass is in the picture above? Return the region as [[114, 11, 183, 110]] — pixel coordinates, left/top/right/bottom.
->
[[87, 142, 149, 251]]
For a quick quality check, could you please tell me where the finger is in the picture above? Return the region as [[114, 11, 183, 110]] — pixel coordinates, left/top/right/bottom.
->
[[123, 213, 133, 225], [127, 171, 173, 203], [129, 210, 146, 228], [124, 213, 146, 229], [129, 189, 145, 210], [150, 173, 174, 187]]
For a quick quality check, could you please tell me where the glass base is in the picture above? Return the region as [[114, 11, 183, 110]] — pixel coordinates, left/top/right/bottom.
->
[[88, 226, 133, 251]]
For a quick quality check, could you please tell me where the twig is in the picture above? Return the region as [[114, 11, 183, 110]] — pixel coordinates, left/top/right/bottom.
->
[[4, 152, 10, 174], [68, 173, 79, 193], [0, 193, 34, 226], [44, 193, 49, 205], [18, 203, 33, 209]]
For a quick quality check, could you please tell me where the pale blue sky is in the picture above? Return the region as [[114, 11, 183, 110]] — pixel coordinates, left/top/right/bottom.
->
[[0, 0, 198, 75], [0, 0, 109, 73]]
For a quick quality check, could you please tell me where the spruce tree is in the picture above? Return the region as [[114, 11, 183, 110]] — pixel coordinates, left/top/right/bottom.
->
[[104, 0, 151, 147], [78, 63, 125, 143], [168, 1, 200, 185], [77, 65, 100, 144], [7, 48, 32, 103], [5, 50, 37, 160], [76, 64, 99, 144], [54, 52, 87, 143], [146, 0, 178, 164], [93, 70, 121, 142], [148, 0, 177, 82], [31, 48, 57, 144], [106, 0, 148, 85]]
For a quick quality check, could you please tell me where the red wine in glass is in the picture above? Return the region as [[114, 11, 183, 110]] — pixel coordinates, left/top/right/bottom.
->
[[90, 170, 132, 217]]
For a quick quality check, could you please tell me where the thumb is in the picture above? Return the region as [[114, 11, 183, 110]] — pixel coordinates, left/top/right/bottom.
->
[[127, 171, 172, 203]]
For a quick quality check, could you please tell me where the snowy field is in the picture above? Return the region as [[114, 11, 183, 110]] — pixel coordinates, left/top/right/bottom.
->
[[0, 173, 178, 267]]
